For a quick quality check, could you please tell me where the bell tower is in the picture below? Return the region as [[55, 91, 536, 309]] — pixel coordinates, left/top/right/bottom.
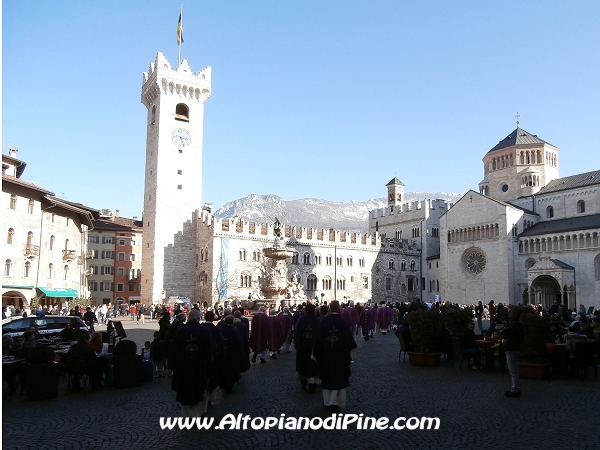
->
[[140, 52, 211, 304], [386, 177, 405, 207]]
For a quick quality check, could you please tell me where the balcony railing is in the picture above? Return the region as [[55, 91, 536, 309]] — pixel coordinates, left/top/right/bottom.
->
[[24, 244, 40, 258], [62, 249, 77, 261]]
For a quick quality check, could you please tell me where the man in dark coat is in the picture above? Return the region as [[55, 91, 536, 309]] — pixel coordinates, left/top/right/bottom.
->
[[500, 305, 524, 398], [249, 306, 270, 363], [268, 314, 284, 359], [312, 300, 357, 412], [278, 307, 294, 353], [219, 315, 245, 393], [169, 309, 213, 417], [201, 312, 225, 402], [232, 311, 251, 372], [294, 303, 320, 392]]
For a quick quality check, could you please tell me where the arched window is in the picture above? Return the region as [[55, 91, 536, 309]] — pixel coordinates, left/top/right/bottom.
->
[[322, 276, 332, 290], [50, 235, 55, 250], [336, 276, 346, 290], [388, 260, 394, 270], [200, 249, 204, 260], [410, 260, 416, 271], [175, 103, 189, 122], [10, 194, 17, 210], [240, 272, 252, 287], [26, 231, 33, 245], [401, 260, 406, 271], [303, 252, 310, 265], [577, 200, 585, 213], [24, 261, 31, 278], [346, 256, 353, 267], [7, 228, 14, 245], [64, 265, 69, 281], [48, 263, 53, 279], [253, 250, 261, 261], [239, 249, 247, 261], [292, 253, 299, 264], [28, 200, 34, 214], [204, 247, 209, 261], [151, 105, 156, 124], [4, 259, 12, 276], [65, 239, 70, 250], [546, 206, 554, 218], [307, 274, 318, 290]]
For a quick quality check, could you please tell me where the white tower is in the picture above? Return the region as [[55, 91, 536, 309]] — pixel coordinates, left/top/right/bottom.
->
[[140, 52, 211, 304]]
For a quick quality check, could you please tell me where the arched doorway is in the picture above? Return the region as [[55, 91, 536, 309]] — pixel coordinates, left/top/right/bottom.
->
[[2, 291, 26, 310], [530, 275, 561, 308]]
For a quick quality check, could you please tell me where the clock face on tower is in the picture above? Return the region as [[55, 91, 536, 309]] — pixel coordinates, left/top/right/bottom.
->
[[171, 128, 192, 147]]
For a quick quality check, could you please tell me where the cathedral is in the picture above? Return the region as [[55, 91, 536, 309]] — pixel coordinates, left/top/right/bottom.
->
[[141, 53, 599, 310], [370, 127, 600, 310]]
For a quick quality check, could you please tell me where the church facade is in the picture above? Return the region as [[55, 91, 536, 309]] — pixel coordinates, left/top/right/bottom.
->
[[370, 127, 600, 310]]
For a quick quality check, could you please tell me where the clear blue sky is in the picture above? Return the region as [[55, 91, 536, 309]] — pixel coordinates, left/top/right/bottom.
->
[[3, 1, 599, 219]]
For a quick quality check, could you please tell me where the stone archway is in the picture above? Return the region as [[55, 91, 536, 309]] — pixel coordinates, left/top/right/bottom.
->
[[530, 275, 561, 309], [2, 291, 26, 310]]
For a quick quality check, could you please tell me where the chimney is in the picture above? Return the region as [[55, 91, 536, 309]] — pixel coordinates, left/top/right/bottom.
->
[[9, 148, 18, 158], [115, 209, 120, 218]]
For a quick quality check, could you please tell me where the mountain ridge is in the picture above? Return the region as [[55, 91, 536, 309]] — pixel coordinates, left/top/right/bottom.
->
[[213, 192, 463, 233]]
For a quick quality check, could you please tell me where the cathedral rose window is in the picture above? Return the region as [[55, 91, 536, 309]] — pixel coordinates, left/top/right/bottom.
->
[[462, 248, 486, 275]]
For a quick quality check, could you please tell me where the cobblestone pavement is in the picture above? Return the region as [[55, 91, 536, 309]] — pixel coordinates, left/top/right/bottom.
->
[[3, 320, 598, 450]]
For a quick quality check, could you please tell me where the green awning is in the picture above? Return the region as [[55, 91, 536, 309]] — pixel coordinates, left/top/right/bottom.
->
[[2, 285, 35, 290], [37, 287, 78, 298]]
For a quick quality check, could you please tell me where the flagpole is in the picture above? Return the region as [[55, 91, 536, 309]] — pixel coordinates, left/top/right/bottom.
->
[[178, 4, 183, 66]]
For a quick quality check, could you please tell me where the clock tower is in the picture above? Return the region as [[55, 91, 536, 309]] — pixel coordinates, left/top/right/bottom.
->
[[140, 52, 211, 304]]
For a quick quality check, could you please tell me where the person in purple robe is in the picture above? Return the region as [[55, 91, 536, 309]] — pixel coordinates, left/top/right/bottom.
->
[[278, 307, 294, 353], [294, 303, 320, 392], [340, 305, 353, 329], [169, 309, 213, 417], [249, 306, 270, 364], [293, 303, 305, 326], [349, 306, 360, 335], [377, 304, 394, 334], [268, 313, 284, 359], [312, 300, 357, 413], [359, 304, 376, 341]]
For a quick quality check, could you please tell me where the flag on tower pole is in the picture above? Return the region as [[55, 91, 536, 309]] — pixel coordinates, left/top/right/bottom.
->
[[176, 6, 184, 65]]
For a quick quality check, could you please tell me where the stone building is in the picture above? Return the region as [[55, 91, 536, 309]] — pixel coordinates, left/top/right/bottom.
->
[[368, 178, 451, 302], [2, 148, 98, 310], [367, 126, 600, 310], [163, 209, 421, 307]]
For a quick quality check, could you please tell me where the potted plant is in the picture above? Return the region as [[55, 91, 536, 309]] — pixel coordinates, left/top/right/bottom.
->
[[407, 309, 444, 366], [518, 307, 552, 379], [444, 307, 474, 338]]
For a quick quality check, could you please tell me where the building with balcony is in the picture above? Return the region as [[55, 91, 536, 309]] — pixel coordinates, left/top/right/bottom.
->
[[2, 148, 99, 310]]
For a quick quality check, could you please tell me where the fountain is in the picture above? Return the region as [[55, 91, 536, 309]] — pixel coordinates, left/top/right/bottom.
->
[[260, 218, 295, 300]]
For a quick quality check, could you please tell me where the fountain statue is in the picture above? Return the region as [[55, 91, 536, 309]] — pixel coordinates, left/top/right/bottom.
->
[[260, 218, 295, 300]]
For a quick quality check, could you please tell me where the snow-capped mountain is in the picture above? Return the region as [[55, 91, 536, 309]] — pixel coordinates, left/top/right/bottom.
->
[[214, 192, 463, 232]]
